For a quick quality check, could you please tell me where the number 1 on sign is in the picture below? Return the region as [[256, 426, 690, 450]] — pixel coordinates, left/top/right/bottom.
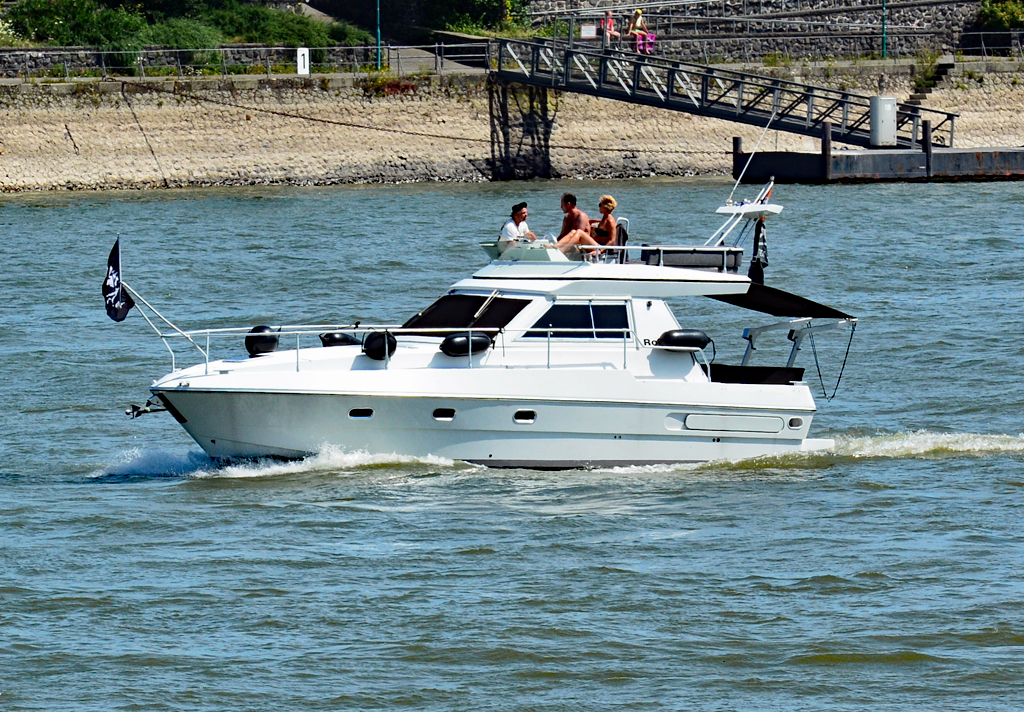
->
[[297, 47, 310, 76]]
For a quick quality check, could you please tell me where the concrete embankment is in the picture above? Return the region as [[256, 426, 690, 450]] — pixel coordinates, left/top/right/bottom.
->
[[0, 60, 1022, 192]]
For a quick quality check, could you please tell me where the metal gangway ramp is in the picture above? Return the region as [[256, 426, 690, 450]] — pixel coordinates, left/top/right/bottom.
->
[[495, 38, 957, 149]]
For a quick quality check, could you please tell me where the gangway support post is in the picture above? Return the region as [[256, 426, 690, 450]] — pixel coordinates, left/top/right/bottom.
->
[[822, 121, 832, 182]]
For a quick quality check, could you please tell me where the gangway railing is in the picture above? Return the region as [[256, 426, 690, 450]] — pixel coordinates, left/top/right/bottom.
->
[[495, 38, 957, 148]]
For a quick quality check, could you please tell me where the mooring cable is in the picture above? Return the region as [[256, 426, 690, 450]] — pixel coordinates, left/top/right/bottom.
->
[[121, 84, 169, 187], [119, 79, 729, 157]]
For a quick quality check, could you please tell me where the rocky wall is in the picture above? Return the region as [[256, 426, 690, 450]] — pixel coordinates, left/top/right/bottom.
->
[[0, 61, 1020, 192]]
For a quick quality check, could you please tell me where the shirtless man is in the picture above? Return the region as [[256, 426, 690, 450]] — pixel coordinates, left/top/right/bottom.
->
[[554, 192, 601, 254]]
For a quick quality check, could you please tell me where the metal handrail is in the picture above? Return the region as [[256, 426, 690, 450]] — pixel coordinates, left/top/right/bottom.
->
[[497, 38, 958, 147]]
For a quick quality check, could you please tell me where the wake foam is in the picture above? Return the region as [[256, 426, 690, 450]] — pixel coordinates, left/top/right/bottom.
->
[[96, 431, 1023, 480], [593, 430, 1024, 474], [95, 448, 216, 479], [95, 444, 463, 481], [202, 444, 460, 479], [834, 430, 1024, 459]]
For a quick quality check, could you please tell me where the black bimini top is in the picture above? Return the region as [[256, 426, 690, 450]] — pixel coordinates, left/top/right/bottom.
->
[[710, 283, 854, 319]]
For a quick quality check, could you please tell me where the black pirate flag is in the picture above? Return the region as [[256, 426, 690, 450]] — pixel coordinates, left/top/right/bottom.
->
[[103, 239, 135, 322]]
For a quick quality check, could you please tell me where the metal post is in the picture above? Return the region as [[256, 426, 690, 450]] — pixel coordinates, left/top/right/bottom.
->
[[296, 334, 300, 372], [206, 333, 210, 375], [468, 330, 473, 369], [882, 0, 887, 59], [376, 0, 382, 70], [547, 331, 551, 368], [822, 121, 832, 182], [922, 119, 932, 178], [176, 50, 182, 77]]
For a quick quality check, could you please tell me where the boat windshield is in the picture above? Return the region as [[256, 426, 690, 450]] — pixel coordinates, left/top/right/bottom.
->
[[402, 294, 530, 334]]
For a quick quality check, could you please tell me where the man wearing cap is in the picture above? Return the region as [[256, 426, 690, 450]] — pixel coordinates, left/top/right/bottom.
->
[[498, 202, 538, 253]]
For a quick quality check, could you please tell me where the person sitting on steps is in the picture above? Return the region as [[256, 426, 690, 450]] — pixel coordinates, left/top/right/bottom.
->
[[626, 9, 655, 54], [599, 10, 621, 46]]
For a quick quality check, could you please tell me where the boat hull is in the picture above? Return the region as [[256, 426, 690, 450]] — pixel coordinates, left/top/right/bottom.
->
[[154, 388, 821, 468]]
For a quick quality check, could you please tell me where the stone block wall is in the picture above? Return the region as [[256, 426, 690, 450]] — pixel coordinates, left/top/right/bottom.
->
[[531, 0, 981, 61]]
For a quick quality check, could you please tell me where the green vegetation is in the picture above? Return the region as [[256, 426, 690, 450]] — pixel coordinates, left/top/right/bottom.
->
[[433, 0, 531, 34], [913, 50, 940, 90], [762, 52, 792, 67], [0, 17, 28, 46], [5, 0, 374, 51], [977, 0, 1024, 29], [358, 72, 419, 96]]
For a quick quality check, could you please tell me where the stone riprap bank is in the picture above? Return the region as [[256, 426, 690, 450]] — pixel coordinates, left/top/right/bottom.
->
[[0, 62, 1022, 192]]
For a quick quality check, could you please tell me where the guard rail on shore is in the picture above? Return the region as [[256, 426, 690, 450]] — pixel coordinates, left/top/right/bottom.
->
[[496, 38, 957, 148], [0, 43, 490, 80]]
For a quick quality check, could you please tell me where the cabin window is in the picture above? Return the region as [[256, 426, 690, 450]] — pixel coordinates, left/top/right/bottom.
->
[[403, 294, 529, 335], [433, 408, 456, 421], [514, 409, 537, 423], [525, 303, 629, 339], [349, 408, 373, 419], [592, 304, 630, 339]]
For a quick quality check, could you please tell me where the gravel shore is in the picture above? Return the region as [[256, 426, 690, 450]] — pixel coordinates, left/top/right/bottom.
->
[[0, 63, 1021, 192]]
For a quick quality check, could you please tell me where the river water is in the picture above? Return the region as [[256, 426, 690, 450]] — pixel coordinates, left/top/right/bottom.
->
[[2, 178, 1023, 710]]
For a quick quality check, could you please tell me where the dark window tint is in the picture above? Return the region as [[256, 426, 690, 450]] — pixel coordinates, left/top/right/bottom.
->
[[514, 410, 537, 423], [403, 294, 486, 331], [433, 408, 456, 420], [403, 294, 530, 335], [525, 304, 593, 338], [592, 304, 630, 339], [472, 298, 529, 330], [349, 408, 373, 419]]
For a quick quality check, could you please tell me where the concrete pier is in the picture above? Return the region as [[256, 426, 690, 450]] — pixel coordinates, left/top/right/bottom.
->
[[734, 129, 1024, 184]]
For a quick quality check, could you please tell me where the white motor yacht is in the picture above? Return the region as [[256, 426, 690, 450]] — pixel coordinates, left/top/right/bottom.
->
[[121, 184, 856, 468]]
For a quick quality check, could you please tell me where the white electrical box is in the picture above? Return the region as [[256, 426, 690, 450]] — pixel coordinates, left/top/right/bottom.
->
[[870, 96, 897, 147]]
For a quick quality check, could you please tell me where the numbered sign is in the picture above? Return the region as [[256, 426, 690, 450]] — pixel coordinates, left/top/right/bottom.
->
[[297, 47, 310, 76]]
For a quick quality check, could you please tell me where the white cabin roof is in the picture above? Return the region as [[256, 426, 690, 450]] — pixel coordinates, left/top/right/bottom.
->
[[461, 261, 751, 299]]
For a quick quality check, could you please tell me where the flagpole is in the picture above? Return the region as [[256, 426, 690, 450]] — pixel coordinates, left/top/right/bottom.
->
[[123, 283, 207, 366]]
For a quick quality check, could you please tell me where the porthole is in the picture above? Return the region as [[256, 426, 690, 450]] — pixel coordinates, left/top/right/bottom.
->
[[789, 417, 804, 429], [433, 407, 456, 421], [349, 408, 374, 419], [514, 409, 537, 424]]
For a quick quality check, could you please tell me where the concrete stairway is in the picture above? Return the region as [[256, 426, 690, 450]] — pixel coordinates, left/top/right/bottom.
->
[[906, 59, 956, 107]]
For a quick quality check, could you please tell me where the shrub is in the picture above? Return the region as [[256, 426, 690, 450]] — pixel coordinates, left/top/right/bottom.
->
[[978, 0, 1024, 29], [141, 17, 223, 49], [328, 20, 374, 46], [432, 0, 530, 31], [8, 0, 146, 50], [0, 18, 25, 47], [206, 2, 331, 46]]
